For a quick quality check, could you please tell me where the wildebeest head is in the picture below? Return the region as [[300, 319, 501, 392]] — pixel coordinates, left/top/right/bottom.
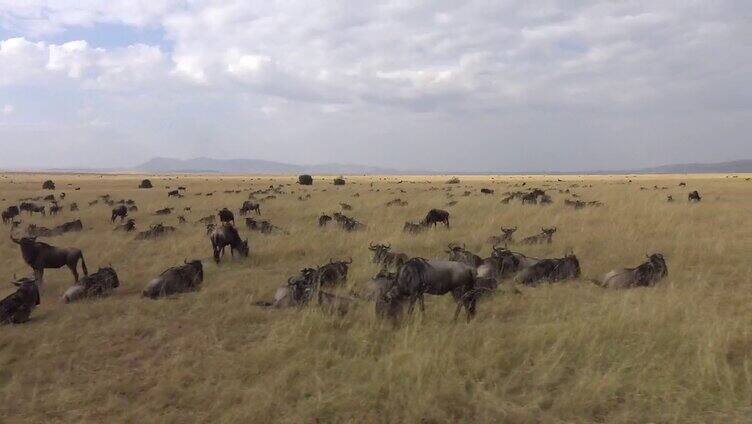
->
[[12, 276, 40, 306], [369, 242, 391, 263], [543, 227, 557, 236]]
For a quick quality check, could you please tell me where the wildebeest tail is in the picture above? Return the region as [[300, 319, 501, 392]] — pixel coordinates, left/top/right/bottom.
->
[[80, 253, 88, 276]]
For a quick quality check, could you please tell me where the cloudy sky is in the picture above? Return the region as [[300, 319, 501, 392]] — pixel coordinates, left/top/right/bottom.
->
[[0, 1, 749, 172]]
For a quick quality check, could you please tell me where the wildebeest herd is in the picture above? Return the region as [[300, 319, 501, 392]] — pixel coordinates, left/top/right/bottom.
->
[[1, 175, 703, 326]]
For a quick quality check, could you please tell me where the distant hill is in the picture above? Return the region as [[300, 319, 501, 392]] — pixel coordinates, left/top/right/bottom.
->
[[635, 159, 752, 174], [134, 157, 401, 175]]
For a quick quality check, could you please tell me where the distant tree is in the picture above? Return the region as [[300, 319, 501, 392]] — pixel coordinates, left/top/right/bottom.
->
[[42, 180, 55, 190], [333, 177, 346, 186], [298, 175, 313, 185], [139, 179, 153, 189], [446, 177, 460, 184]]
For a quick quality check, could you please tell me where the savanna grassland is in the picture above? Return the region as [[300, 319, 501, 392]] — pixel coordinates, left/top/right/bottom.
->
[[1, 172, 752, 423]]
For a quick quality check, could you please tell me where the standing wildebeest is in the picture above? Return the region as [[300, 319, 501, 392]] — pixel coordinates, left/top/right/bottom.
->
[[62, 267, 119, 303], [19, 202, 45, 216], [446, 243, 483, 268], [597, 254, 668, 289], [239, 201, 261, 215], [520, 227, 557, 245], [69, 203, 78, 211], [111, 205, 128, 222], [369, 242, 408, 271], [314, 258, 352, 288], [218, 208, 235, 225], [48, 204, 62, 216], [688, 191, 702, 202], [362, 269, 397, 301], [514, 252, 581, 286], [318, 214, 332, 226], [380, 258, 478, 321], [2, 205, 19, 224], [115, 219, 136, 232], [155, 207, 173, 215], [167, 190, 180, 197], [0, 277, 40, 324], [403, 221, 425, 234], [142, 260, 203, 298], [10, 236, 88, 286], [422, 209, 450, 228], [210, 224, 249, 263]]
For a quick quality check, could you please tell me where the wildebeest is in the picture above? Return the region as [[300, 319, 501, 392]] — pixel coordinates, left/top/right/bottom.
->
[[139, 179, 153, 189], [42, 180, 55, 190], [111, 205, 128, 222], [514, 252, 581, 286], [62, 267, 119, 303], [0, 277, 40, 324], [245, 218, 285, 234], [369, 242, 408, 271], [597, 254, 668, 289], [2, 205, 19, 224], [403, 221, 425, 234], [177, 215, 187, 224], [69, 202, 79, 211], [210, 224, 249, 263], [422, 209, 450, 228], [218, 208, 234, 225], [519, 227, 557, 245], [667, 195, 674, 202], [380, 258, 478, 321], [135, 223, 175, 240], [239, 201, 261, 215], [254, 268, 318, 308], [446, 243, 483, 268], [197, 215, 215, 225], [115, 219, 136, 232], [314, 258, 352, 288], [167, 190, 180, 197], [11, 236, 88, 286], [142, 260, 203, 299], [48, 204, 62, 216], [386, 198, 408, 207], [155, 207, 173, 215], [298, 174, 313, 185], [56, 219, 83, 234], [19, 202, 45, 216], [480, 188, 494, 194], [362, 269, 397, 301], [318, 214, 332, 226], [487, 226, 517, 245], [688, 191, 702, 202], [339, 202, 352, 211]]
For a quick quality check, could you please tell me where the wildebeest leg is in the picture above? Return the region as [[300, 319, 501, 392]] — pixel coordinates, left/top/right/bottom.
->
[[453, 301, 463, 321], [35, 268, 44, 287], [407, 295, 418, 316], [418, 295, 426, 313], [69, 263, 79, 282]]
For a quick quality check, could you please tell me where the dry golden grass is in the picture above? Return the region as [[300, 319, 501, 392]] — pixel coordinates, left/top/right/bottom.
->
[[1, 172, 752, 423]]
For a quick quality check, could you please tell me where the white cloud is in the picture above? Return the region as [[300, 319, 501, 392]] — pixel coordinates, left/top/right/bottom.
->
[[2, 104, 13, 115]]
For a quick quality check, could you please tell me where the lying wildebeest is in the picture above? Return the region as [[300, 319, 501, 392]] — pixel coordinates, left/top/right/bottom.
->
[[255, 268, 318, 308], [210, 224, 249, 263], [386, 198, 408, 207], [218, 208, 234, 225], [368, 242, 408, 271], [488, 226, 517, 245], [332, 212, 365, 231], [155, 207, 173, 215], [167, 190, 180, 197], [380, 258, 478, 321], [339, 202, 352, 211], [88, 200, 99, 207], [403, 221, 425, 234], [514, 252, 581, 286], [245, 218, 286, 234], [0, 277, 40, 324], [446, 243, 483, 268], [314, 258, 352, 288], [197, 215, 215, 225], [422, 209, 450, 228], [142, 260, 203, 299], [111, 205, 128, 222], [519, 227, 557, 245], [26, 224, 54, 238], [115, 218, 136, 232], [318, 214, 332, 226], [480, 188, 494, 194], [69, 202, 79, 211], [11, 236, 88, 286], [2, 205, 19, 224], [62, 267, 119, 303], [597, 254, 668, 289], [20, 202, 45, 216], [56, 219, 82, 234], [239, 201, 261, 215], [135, 223, 176, 240], [688, 191, 702, 202]]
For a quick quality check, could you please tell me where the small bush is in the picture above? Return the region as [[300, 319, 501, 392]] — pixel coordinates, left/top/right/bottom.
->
[[139, 179, 153, 189], [42, 180, 55, 190], [298, 175, 313, 185], [446, 177, 460, 184], [333, 177, 346, 186]]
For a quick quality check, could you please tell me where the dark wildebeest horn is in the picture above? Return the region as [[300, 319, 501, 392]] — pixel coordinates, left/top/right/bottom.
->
[[369, 241, 375, 248], [184, 258, 189, 264], [9, 235, 19, 244], [346, 257, 353, 264], [385, 243, 391, 249]]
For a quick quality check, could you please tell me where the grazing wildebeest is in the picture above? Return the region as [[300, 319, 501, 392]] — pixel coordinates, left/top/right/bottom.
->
[[368, 242, 408, 271], [403, 221, 425, 234], [380, 258, 478, 321], [69, 202, 79, 211], [155, 207, 173, 215], [111, 205, 128, 222], [313, 258, 352, 288], [422, 209, 450, 228], [488, 226, 517, 246], [142, 260, 203, 299], [0, 277, 40, 324], [115, 219, 136, 232], [688, 191, 702, 202], [62, 267, 119, 303], [2, 206, 19, 224], [239, 201, 261, 215], [520, 227, 557, 245], [597, 254, 668, 289], [167, 190, 180, 197], [10, 236, 88, 286], [446, 243, 483, 268], [318, 214, 332, 226], [386, 198, 408, 207], [514, 252, 581, 286], [20, 202, 45, 216], [218, 208, 235, 225], [210, 224, 249, 263], [135, 223, 175, 240]]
